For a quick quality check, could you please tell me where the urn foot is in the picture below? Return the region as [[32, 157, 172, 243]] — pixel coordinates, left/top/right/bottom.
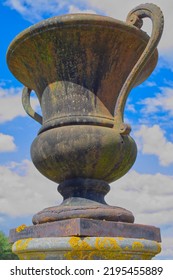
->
[[32, 178, 134, 224]]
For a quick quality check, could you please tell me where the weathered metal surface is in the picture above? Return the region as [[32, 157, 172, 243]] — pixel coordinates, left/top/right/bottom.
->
[[7, 10, 159, 137], [32, 178, 134, 224], [7, 13, 158, 97], [6, 4, 164, 225], [9, 218, 161, 243], [31, 126, 137, 184], [32, 203, 134, 225], [6, 5, 163, 186]]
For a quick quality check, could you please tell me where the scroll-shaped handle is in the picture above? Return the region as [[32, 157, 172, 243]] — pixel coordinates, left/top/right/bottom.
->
[[22, 87, 43, 124], [115, 3, 164, 134]]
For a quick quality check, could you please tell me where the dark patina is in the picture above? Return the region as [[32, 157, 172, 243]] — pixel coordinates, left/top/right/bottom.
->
[[7, 4, 164, 243]]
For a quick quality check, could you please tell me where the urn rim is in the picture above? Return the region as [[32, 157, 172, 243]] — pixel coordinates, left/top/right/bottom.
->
[[6, 13, 158, 92], [7, 13, 152, 52]]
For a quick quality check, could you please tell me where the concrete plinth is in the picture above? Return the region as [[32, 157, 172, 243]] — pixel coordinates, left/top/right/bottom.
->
[[12, 237, 161, 260]]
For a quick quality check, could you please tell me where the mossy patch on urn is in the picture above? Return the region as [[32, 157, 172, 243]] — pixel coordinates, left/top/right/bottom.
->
[[31, 125, 137, 184]]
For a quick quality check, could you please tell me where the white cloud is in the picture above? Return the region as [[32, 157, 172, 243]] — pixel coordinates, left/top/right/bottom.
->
[[0, 160, 61, 217], [142, 81, 157, 88], [4, 0, 77, 22], [0, 86, 39, 123], [108, 170, 173, 226], [159, 237, 173, 259], [7, 0, 26, 13], [126, 103, 137, 113], [139, 87, 173, 116], [68, 5, 96, 14], [4, 0, 96, 22], [0, 133, 16, 152], [134, 125, 173, 166]]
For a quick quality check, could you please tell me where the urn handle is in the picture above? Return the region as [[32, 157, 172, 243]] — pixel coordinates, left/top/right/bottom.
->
[[115, 3, 164, 128], [22, 87, 43, 124]]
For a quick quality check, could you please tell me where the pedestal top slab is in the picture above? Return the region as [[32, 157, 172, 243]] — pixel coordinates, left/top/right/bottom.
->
[[9, 218, 161, 243]]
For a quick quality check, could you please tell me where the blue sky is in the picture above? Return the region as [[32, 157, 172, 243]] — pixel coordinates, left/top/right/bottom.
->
[[0, 0, 173, 260]]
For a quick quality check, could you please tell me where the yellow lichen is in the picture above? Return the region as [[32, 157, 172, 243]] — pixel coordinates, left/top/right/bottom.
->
[[64, 237, 125, 260], [16, 224, 27, 232], [65, 237, 93, 259], [117, 237, 125, 241], [14, 238, 33, 252], [13, 238, 47, 260], [95, 237, 122, 251], [68, 237, 93, 251], [13, 237, 161, 260], [156, 243, 162, 253], [132, 241, 144, 251]]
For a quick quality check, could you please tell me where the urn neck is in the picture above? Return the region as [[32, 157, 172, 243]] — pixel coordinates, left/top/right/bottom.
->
[[38, 81, 115, 134]]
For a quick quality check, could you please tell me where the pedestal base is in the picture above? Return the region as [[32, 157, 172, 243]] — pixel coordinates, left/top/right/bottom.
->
[[10, 218, 161, 260], [12, 237, 161, 260]]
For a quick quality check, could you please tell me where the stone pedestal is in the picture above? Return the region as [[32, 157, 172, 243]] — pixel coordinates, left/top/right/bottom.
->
[[12, 237, 161, 260], [10, 218, 161, 260]]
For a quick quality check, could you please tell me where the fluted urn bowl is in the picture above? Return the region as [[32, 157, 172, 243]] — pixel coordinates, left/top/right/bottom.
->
[[7, 13, 158, 184]]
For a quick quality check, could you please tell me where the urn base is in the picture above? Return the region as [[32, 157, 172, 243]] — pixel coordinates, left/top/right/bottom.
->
[[32, 178, 134, 224]]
